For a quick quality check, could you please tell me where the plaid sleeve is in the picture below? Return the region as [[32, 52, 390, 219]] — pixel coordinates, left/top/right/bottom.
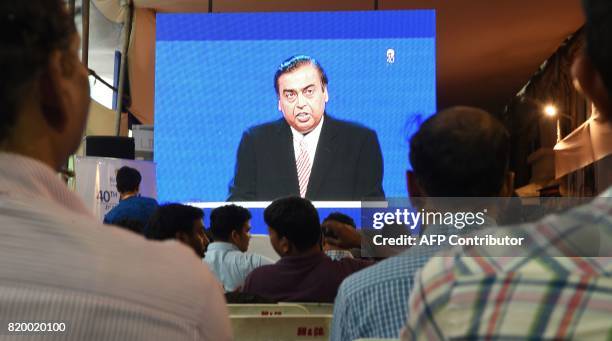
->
[[406, 256, 456, 340]]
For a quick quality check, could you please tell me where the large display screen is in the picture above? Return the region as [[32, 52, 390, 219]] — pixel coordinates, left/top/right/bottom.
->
[[155, 10, 436, 204]]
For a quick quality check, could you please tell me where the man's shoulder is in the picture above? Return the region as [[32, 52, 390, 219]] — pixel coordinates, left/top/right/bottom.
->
[[103, 204, 119, 222], [109, 234, 226, 311], [133, 197, 159, 213], [105, 200, 126, 215], [135, 196, 158, 206], [104, 197, 156, 223], [0, 199, 220, 301], [245, 118, 287, 137], [424, 196, 612, 282], [452, 194, 612, 266], [0, 168, 230, 338], [326, 115, 376, 136], [335, 256, 373, 270], [242, 261, 279, 289], [339, 252, 426, 297], [246, 261, 278, 276], [120, 196, 157, 208], [208, 246, 272, 266], [241, 251, 274, 265]]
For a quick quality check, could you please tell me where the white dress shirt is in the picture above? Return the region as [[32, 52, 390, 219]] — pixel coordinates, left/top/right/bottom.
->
[[0, 152, 231, 340], [203, 241, 274, 292]]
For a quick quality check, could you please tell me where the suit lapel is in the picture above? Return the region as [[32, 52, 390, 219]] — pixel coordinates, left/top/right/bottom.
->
[[307, 115, 338, 198], [274, 119, 300, 195]]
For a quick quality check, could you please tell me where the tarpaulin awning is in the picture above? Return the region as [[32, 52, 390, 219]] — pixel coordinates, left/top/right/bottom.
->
[[554, 106, 612, 178]]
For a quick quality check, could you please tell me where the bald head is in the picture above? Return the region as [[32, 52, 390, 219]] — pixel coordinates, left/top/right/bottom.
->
[[409, 106, 510, 197]]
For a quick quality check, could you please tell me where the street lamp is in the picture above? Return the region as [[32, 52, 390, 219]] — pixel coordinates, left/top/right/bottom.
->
[[544, 104, 558, 117], [541, 104, 574, 142]]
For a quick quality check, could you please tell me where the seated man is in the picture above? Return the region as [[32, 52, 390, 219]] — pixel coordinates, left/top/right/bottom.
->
[[145, 204, 209, 258], [322, 212, 356, 260], [204, 204, 274, 292], [402, 1, 612, 339], [103, 166, 158, 228], [241, 197, 373, 302], [0, 1, 230, 339], [331, 106, 513, 341], [113, 218, 145, 235]]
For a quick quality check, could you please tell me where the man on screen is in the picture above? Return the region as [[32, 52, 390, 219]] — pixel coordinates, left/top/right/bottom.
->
[[228, 55, 385, 201]]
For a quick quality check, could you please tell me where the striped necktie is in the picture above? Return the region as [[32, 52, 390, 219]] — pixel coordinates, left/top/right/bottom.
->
[[296, 139, 311, 198]]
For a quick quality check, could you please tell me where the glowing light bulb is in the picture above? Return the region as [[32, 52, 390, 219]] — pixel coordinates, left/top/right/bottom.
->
[[544, 104, 558, 117]]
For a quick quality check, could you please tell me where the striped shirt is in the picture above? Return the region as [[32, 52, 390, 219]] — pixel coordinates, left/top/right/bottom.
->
[[402, 188, 612, 340], [0, 153, 232, 340]]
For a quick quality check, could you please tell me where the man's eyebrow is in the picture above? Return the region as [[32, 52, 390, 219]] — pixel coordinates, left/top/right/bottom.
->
[[284, 84, 315, 92]]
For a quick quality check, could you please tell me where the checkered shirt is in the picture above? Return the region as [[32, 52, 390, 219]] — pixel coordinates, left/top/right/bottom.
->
[[402, 188, 612, 340]]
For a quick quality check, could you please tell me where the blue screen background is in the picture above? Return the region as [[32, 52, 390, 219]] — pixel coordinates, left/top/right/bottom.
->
[[155, 11, 436, 203]]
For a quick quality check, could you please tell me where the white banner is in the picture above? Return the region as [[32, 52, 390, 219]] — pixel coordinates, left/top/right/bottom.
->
[[75, 157, 157, 221]]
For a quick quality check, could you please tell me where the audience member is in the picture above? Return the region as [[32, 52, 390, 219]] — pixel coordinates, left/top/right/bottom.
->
[[113, 218, 145, 234], [146, 204, 209, 258], [204, 204, 274, 292], [241, 197, 373, 302], [330, 106, 513, 341], [322, 212, 357, 260], [401, 1, 612, 339], [103, 166, 158, 227], [0, 1, 231, 339]]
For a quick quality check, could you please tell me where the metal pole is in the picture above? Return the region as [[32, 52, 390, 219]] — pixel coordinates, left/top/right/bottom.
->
[[81, 0, 90, 67], [114, 0, 134, 136]]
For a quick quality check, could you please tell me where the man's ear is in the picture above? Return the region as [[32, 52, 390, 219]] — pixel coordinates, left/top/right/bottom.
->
[[39, 50, 68, 131], [230, 230, 240, 244], [278, 236, 291, 255], [323, 85, 329, 103], [175, 231, 190, 244], [572, 50, 612, 120], [406, 171, 425, 197]]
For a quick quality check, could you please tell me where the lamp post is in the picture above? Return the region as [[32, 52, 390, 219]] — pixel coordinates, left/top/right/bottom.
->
[[543, 104, 574, 142]]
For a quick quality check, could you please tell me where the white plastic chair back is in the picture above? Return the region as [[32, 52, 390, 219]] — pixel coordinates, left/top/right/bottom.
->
[[230, 314, 332, 341], [227, 303, 308, 316], [279, 302, 334, 314]]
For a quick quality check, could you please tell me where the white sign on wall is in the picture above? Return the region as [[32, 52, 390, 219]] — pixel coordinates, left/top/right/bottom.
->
[[75, 156, 157, 221]]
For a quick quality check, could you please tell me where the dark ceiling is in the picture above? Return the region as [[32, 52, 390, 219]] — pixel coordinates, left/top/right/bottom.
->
[[211, 0, 585, 114], [379, 0, 585, 114]]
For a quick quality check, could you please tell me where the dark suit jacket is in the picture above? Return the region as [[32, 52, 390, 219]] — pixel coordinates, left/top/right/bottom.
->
[[228, 115, 384, 201]]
